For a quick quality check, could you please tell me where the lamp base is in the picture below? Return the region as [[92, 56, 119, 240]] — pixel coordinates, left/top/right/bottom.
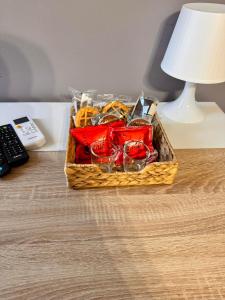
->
[[162, 82, 204, 123]]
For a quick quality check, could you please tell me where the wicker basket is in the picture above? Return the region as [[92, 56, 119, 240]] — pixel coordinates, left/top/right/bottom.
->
[[65, 107, 178, 189]]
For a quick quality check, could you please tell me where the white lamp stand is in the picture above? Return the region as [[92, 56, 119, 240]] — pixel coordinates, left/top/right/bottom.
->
[[162, 82, 203, 123], [161, 3, 225, 124]]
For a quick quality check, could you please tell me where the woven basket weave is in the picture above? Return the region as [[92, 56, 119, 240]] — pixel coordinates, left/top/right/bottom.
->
[[65, 107, 178, 189]]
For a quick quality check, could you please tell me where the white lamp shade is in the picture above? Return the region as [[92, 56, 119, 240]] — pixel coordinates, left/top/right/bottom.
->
[[161, 3, 225, 84]]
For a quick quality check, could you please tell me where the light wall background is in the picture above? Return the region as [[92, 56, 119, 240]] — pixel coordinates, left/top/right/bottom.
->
[[0, 0, 224, 110]]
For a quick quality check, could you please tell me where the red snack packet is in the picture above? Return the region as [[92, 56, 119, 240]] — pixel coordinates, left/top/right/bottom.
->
[[70, 120, 125, 164], [75, 144, 91, 164], [107, 120, 125, 128], [111, 125, 154, 165], [125, 142, 149, 160]]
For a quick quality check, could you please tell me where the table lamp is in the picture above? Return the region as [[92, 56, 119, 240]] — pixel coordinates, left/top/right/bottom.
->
[[161, 3, 225, 123]]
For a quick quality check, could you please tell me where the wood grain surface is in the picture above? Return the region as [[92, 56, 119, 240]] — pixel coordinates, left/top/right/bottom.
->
[[0, 149, 225, 299]]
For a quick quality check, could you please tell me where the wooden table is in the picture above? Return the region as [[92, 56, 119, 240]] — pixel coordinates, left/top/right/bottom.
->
[[1, 149, 225, 299]]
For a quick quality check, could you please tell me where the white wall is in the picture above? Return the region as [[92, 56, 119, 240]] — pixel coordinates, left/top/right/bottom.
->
[[0, 0, 224, 110]]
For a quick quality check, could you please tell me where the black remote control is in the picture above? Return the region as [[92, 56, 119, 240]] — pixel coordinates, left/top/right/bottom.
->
[[0, 124, 29, 174], [0, 147, 11, 177]]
